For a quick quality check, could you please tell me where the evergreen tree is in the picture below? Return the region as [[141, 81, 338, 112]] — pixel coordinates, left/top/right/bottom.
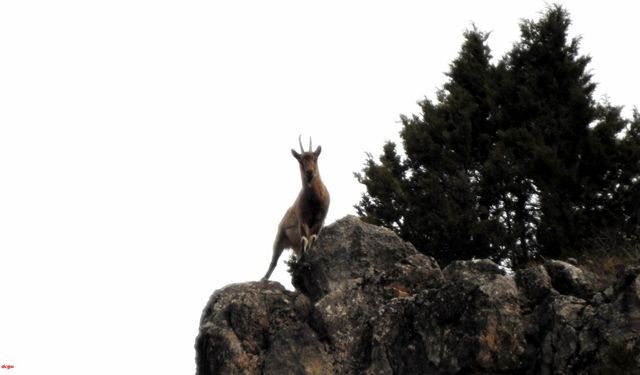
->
[[355, 5, 639, 267], [499, 6, 588, 260], [355, 142, 407, 232], [357, 28, 503, 264], [614, 110, 640, 240]]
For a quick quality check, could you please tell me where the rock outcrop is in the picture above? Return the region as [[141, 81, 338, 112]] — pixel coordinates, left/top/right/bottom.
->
[[195, 216, 640, 374]]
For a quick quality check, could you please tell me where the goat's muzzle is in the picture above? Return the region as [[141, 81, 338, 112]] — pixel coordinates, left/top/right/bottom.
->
[[305, 170, 315, 183]]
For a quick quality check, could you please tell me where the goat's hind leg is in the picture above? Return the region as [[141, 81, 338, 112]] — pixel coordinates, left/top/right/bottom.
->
[[262, 233, 286, 281]]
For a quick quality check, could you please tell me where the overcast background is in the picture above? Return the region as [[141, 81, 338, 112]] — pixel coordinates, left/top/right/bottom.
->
[[1, 1, 638, 374]]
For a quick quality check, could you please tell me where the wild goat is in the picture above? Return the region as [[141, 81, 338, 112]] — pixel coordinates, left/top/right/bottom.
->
[[261, 136, 330, 281]]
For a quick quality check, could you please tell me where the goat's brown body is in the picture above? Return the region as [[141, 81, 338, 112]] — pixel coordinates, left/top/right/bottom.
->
[[275, 186, 329, 255], [262, 140, 329, 281]]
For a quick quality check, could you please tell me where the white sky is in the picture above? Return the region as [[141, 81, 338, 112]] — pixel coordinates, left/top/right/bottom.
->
[[1, 1, 637, 374]]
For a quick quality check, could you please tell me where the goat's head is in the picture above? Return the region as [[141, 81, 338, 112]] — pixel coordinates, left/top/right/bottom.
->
[[291, 135, 322, 186]]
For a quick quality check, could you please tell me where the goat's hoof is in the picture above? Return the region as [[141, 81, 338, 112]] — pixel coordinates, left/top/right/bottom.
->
[[301, 237, 309, 252], [309, 234, 318, 249]]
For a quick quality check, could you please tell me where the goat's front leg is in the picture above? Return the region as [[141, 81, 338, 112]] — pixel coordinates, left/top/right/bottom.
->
[[308, 234, 317, 249], [299, 223, 311, 256], [307, 221, 324, 250]]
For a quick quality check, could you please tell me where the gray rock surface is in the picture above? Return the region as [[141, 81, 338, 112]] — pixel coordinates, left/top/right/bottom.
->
[[195, 215, 640, 374], [195, 281, 331, 375]]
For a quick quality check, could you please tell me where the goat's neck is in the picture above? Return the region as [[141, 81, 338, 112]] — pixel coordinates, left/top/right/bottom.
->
[[300, 175, 324, 196]]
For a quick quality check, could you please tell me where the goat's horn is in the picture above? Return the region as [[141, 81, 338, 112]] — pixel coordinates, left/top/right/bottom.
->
[[309, 137, 312, 152], [298, 135, 305, 153]]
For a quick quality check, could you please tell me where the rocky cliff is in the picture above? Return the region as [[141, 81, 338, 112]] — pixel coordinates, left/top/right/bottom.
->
[[195, 216, 640, 374]]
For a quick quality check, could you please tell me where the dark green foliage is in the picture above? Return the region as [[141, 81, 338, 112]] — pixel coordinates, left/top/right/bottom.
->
[[355, 5, 639, 267]]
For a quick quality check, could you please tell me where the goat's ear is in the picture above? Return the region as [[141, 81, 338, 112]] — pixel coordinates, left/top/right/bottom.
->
[[291, 149, 301, 160], [314, 145, 322, 157]]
